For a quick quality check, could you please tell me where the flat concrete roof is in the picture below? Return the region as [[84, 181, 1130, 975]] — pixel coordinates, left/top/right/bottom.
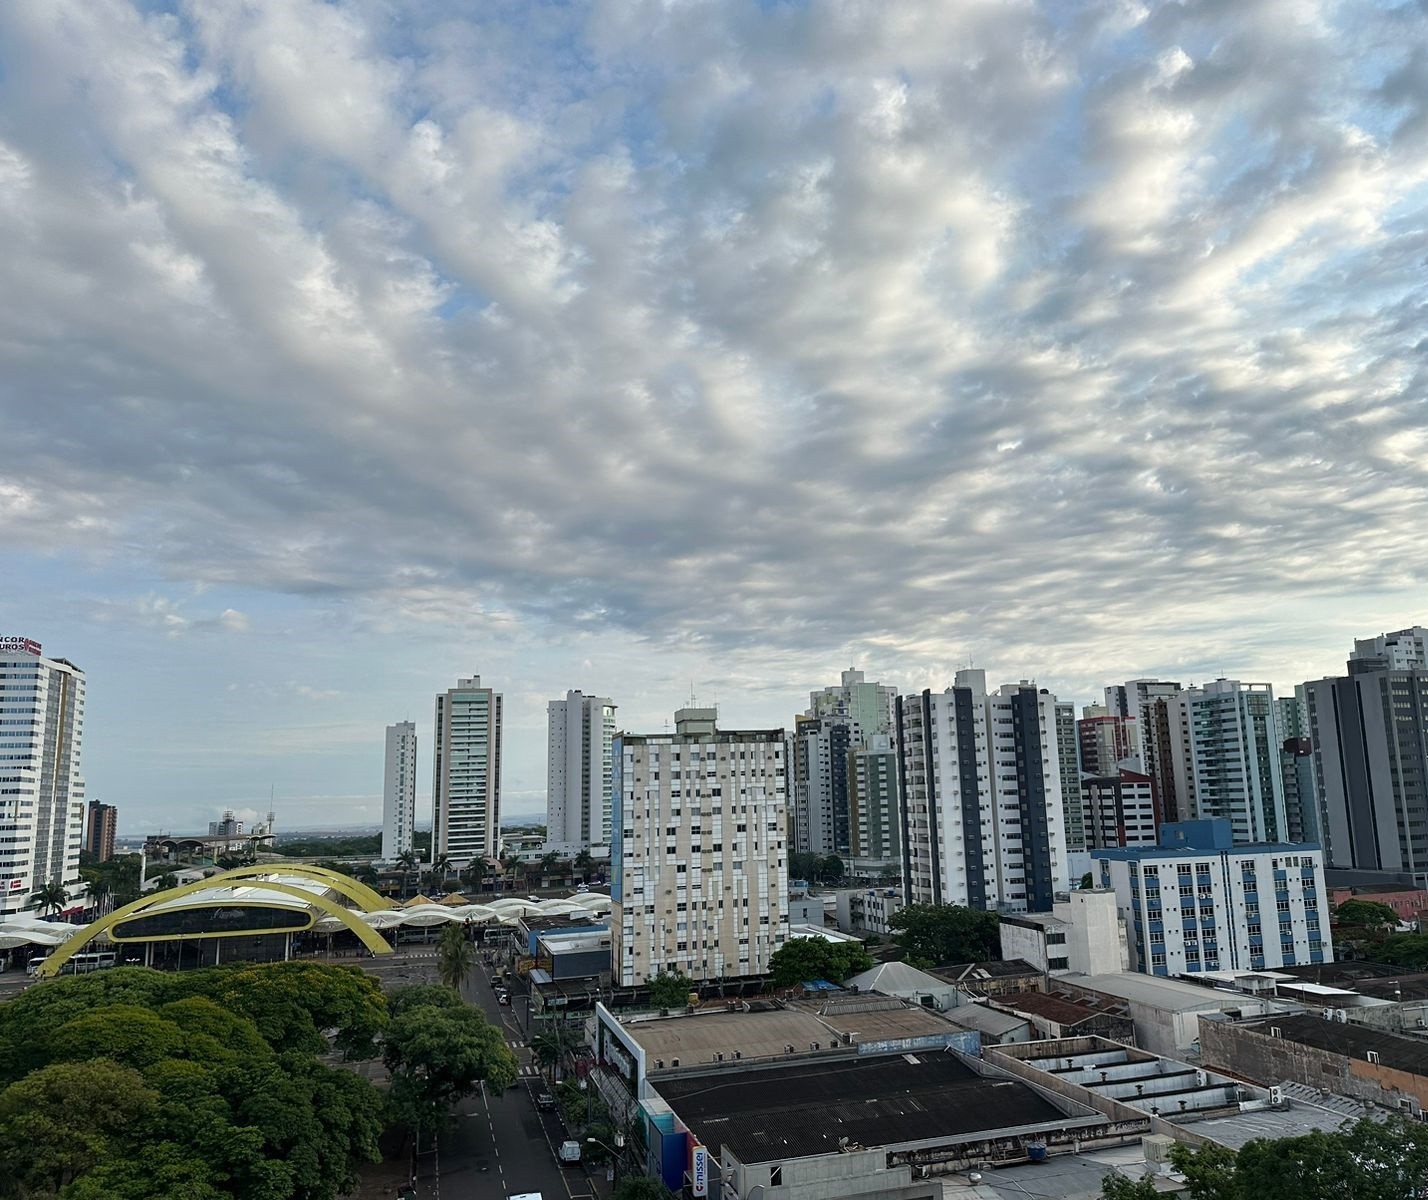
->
[[624, 1008, 838, 1065], [1066, 972, 1257, 1012], [620, 999, 962, 1068], [654, 1052, 1071, 1163]]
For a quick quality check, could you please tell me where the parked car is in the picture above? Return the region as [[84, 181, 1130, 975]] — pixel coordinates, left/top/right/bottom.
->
[[535, 1092, 557, 1111], [489, 976, 502, 987], [558, 1140, 582, 1166], [498, 991, 511, 1006]]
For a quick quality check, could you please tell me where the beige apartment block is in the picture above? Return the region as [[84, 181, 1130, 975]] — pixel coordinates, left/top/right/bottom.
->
[[612, 708, 789, 986]]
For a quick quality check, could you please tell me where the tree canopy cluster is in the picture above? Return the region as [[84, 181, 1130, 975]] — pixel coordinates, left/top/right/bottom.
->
[[789, 851, 846, 884], [0, 962, 388, 1200], [0, 961, 518, 1200], [888, 903, 1001, 966], [768, 936, 875, 988], [1100, 1116, 1428, 1200]]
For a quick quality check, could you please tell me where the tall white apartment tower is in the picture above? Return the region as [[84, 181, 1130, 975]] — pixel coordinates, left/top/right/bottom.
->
[[611, 708, 788, 986], [0, 637, 86, 915], [547, 691, 617, 851], [897, 670, 1070, 913], [1169, 680, 1288, 845], [433, 676, 502, 868], [808, 668, 896, 739], [380, 721, 417, 862]]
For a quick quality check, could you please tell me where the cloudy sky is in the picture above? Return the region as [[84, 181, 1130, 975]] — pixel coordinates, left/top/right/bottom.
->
[[3, 1, 1427, 833]]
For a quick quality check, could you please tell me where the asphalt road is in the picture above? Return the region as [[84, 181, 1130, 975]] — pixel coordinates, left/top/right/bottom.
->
[[407, 960, 596, 1200]]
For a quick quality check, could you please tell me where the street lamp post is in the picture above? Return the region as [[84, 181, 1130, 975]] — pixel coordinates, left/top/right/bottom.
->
[[586, 1133, 625, 1185]]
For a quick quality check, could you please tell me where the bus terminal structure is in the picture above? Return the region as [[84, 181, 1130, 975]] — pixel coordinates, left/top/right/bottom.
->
[[18, 863, 613, 977]]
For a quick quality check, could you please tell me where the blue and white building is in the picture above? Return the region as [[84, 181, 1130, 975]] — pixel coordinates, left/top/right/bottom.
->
[[1094, 819, 1331, 976]]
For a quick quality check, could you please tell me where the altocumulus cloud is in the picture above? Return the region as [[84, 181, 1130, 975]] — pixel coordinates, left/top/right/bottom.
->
[[2, 0, 1427, 694]]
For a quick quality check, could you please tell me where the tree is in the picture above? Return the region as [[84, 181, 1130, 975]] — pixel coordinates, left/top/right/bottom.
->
[[817, 855, 846, 885], [879, 863, 902, 883], [789, 851, 821, 882], [574, 850, 594, 881], [1373, 933, 1428, 970], [1098, 1172, 1161, 1200], [648, 971, 694, 1010], [530, 1031, 565, 1075], [436, 923, 475, 990], [889, 903, 1001, 966], [1162, 1117, 1428, 1200], [0, 1059, 160, 1194], [396, 850, 419, 898], [1335, 899, 1399, 929], [769, 937, 874, 988], [431, 853, 452, 885], [150, 872, 181, 894], [540, 851, 564, 885], [1079, 872, 1094, 890], [463, 857, 488, 893], [28, 879, 68, 917], [87, 877, 112, 916], [383, 1001, 518, 1137], [612, 1180, 674, 1200]]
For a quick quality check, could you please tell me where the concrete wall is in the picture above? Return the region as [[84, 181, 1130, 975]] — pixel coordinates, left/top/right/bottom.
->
[[1199, 1018, 1428, 1110], [1000, 921, 1051, 972]]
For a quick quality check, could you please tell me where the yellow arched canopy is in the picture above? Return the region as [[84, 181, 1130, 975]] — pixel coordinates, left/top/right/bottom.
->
[[36, 869, 393, 978], [213, 861, 394, 911]]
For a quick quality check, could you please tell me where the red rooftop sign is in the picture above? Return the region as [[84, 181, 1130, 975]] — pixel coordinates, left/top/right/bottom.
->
[[0, 636, 41, 656]]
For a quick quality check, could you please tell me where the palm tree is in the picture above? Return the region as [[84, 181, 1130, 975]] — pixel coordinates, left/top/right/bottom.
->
[[500, 855, 521, 893], [436, 923, 475, 990], [87, 878, 112, 917], [574, 850, 594, 882], [150, 873, 180, 894], [432, 853, 452, 886], [464, 858, 488, 894], [29, 880, 68, 917], [530, 1031, 564, 1078], [396, 850, 419, 899], [539, 851, 564, 888]]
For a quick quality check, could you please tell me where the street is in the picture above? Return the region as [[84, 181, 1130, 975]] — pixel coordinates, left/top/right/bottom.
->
[[404, 956, 599, 1200]]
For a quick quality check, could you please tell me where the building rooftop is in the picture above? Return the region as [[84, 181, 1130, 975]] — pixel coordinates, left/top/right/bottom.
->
[[1181, 1081, 1379, 1149], [942, 1004, 1032, 1038], [654, 1052, 1070, 1163], [941, 1146, 1175, 1200], [1065, 972, 1262, 1013], [995, 990, 1125, 1028], [1246, 1013, 1428, 1076], [845, 961, 954, 996], [932, 959, 1042, 982]]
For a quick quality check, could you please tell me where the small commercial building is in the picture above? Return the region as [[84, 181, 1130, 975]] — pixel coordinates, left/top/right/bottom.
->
[[989, 989, 1134, 1045], [930, 960, 1043, 998], [999, 890, 1127, 977], [941, 1003, 1034, 1045], [834, 887, 907, 936], [986, 1036, 1379, 1151], [653, 1051, 1108, 1200], [1055, 972, 1290, 1058], [1199, 1011, 1428, 1116], [845, 961, 963, 1011]]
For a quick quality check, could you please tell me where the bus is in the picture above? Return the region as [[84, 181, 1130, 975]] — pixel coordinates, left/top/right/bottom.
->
[[26, 950, 117, 977]]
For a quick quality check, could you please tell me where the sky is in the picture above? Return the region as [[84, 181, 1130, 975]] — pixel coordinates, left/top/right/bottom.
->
[[2, 0, 1427, 834]]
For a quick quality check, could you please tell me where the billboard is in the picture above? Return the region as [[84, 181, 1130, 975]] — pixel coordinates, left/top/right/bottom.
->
[[0, 636, 41, 656]]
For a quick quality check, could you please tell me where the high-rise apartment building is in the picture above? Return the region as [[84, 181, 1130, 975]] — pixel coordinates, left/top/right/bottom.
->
[[381, 721, 417, 862], [897, 670, 1069, 913], [848, 733, 901, 862], [1105, 679, 1183, 820], [1078, 706, 1141, 778], [1275, 696, 1319, 846], [807, 668, 896, 738], [433, 676, 502, 868], [611, 708, 788, 986], [1055, 699, 1085, 853], [792, 669, 901, 864], [0, 637, 85, 915], [1082, 769, 1158, 849], [1168, 680, 1288, 844], [1095, 819, 1331, 975], [547, 691, 617, 851], [789, 715, 851, 856], [1301, 628, 1428, 874], [84, 800, 117, 863]]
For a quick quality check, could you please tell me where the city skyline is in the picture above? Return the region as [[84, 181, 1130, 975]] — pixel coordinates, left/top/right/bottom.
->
[[5, 623, 1421, 834], [4, 2, 1427, 833]]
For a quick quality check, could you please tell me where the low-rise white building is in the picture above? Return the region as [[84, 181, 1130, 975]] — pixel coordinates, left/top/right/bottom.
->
[[998, 889, 1127, 976], [1094, 819, 1332, 976], [834, 887, 907, 936]]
